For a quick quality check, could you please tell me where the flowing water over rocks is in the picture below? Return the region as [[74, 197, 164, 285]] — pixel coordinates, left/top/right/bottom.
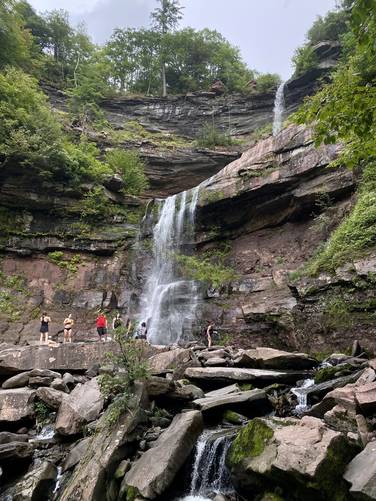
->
[[272, 81, 286, 136], [138, 186, 201, 345]]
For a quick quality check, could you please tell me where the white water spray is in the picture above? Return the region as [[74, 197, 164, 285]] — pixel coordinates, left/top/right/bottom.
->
[[272, 81, 286, 136], [291, 378, 315, 413], [138, 186, 201, 345]]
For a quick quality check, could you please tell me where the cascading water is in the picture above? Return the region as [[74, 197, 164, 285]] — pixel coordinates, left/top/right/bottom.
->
[[291, 378, 315, 414], [138, 186, 201, 345], [180, 430, 235, 500], [272, 81, 286, 136]]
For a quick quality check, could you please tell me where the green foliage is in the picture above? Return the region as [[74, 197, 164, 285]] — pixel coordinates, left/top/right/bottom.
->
[[99, 328, 150, 427], [292, 45, 319, 76], [307, 10, 350, 45], [322, 295, 353, 330], [47, 251, 81, 273], [228, 418, 274, 467], [0, 0, 32, 69], [175, 249, 238, 289], [314, 364, 353, 384], [34, 400, 50, 425], [253, 73, 281, 93], [106, 149, 149, 196], [0, 271, 27, 321], [195, 123, 235, 148], [294, 0, 376, 274], [79, 187, 114, 223]]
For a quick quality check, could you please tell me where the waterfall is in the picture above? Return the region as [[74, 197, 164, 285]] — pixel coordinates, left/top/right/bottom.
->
[[138, 186, 201, 345], [291, 378, 315, 414], [272, 81, 285, 136], [181, 430, 234, 500]]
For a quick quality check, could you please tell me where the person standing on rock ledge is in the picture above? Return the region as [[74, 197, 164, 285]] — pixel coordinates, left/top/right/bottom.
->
[[39, 312, 51, 345], [96, 312, 108, 342], [63, 314, 74, 343]]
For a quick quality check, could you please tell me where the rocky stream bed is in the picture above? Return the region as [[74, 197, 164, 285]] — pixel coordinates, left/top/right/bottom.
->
[[0, 341, 375, 500]]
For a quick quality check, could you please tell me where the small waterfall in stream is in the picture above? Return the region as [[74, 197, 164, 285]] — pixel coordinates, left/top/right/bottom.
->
[[181, 430, 235, 500], [291, 378, 315, 414], [272, 81, 286, 136], [138, 186, 201, 345]]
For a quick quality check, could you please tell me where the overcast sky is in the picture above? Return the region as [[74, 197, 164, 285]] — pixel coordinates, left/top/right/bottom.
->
[[28, 0, 337, 79]]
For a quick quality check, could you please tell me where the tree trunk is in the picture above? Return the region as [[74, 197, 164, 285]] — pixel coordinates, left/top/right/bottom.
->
[[161, 61, 167, 97]]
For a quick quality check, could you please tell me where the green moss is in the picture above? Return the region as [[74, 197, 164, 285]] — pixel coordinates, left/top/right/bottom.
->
[[223, 410, 247, 425], [48, 251, 82, 274], [314, 364, 353, 384], [200, 189, 225, 205], [125, 485, 139, 501], [228, 418, 274, 467], [239, 383, 253, 391]]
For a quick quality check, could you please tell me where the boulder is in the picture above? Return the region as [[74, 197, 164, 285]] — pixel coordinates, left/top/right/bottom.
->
[[355, 382, 376, 413], [234, 347, 317, 370], [146, 376, 175, 397], [344, 441, 376, 500], [167, 384, 205, 401], [205, 357, 229, 367], [28, 376, 55, 387], [205, 384, 240, 397], [0, 441, 34, 460], [62, 437, 91, 472], [28, 368, 61, 378], [0, 388, 35, 422], [1, 460, 57, 500], [103, 173, 125, 193], [148, 348, 192, 374], [122, 410, 203, 499], [36, 387, 66, 410], [62, 372, 75, 388], [0, 343, 119, 375], [185, 367, 306, 385], [193, 389, 268, 413], [55, 378, 104, 436], [227, 416, 359, 499], [59, 382, 148, 500], [0, 431, 29, 444], [50, 378, 69, 392], [2, 372, 30, 389]]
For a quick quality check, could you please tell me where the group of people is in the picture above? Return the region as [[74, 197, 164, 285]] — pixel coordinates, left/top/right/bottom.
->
[[39, 312, 149, 345], [40, 312, 217, 347]]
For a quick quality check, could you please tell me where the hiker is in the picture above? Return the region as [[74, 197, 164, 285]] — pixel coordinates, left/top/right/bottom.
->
[[135, 321, 147, 340], [39, 312, 51, 345], [96, 312, 108, 342], [112, 313, 123, 330], [206, 321, 215, 348], [125, 317, 133, 336], [63, 314, 74, 343]]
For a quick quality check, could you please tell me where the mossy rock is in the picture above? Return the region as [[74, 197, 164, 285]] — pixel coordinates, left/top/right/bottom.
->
[[314, 364, 353, 384], [228, 418, 274, 467], [223, 410, 247, 425]]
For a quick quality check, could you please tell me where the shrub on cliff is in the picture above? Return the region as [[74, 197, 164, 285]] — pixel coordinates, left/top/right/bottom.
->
[[106, 149, 149, 196], [195, 123, 235, 149]]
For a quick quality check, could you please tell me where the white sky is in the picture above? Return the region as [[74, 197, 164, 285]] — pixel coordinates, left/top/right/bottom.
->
[[28, 0, 338, 79]]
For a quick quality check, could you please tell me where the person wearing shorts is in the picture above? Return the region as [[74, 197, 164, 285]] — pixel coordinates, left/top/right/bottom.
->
[[63, 314, 74, 343], [96, 312, 108, 342], [40, 313, 51, 345]]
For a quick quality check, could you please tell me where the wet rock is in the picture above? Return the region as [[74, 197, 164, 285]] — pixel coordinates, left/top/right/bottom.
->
[[35, 387, 66, 410], [1, 460, 57, 500], [62, 437, 91, 472], [0, 388, 35, 422], [122, 410, 203, 499], [228, 416, 359, 499], [59, 382, 148, 500], [0, 431, 29, 444], [114, 459, 131, 480], [234, 347, 317, 370], [2, 372, 30, 389], [55, 378, 104, 436], [148, 348, 192, 374], [223, 409, 248, 425], [193, 388, 267, 413], [344, 441, 376, 500], [185, 367, 307, 385]]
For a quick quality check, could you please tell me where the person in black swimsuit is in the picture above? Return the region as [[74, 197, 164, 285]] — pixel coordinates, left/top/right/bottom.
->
[[63, 314, 74, 343], [40, 312, 51, 345]]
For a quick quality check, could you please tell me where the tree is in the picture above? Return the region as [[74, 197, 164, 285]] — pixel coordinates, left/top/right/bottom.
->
[[0, 0, 31, 69], [151, 0, 183, 96]]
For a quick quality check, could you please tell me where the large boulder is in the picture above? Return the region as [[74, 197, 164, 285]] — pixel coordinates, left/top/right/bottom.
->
[[2, 372, 30, 389], [185, 367, 306, 385], [0, 388, 35, 422], [122, 410, 204, 499], [355, 382, 376, 413], [344, 441, 376, 500], [55, 378, 103, 435], [192, 388, 268, 414], [59, 382, 148, 501], [227, 416, 359, 499], [148, 348, 192, 374], [36, 387, 66, 410], [234, 347, 317, 370], [0, 441, 34, 461]]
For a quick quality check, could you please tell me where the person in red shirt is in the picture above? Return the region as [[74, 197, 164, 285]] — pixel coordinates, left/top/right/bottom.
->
[[96, 312, 108, 342]]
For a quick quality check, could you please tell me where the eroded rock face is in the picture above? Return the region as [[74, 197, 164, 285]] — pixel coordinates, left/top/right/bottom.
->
[[228, 416, 359, 498], [1, 460, 57, 501], [55, 377, 103, 436], [122, 410, 204, 499]]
